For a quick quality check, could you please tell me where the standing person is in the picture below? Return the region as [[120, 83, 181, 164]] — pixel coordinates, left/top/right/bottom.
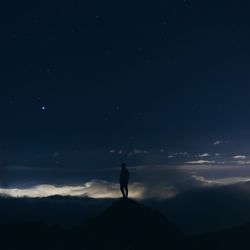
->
[[119, 163, 129, 198]]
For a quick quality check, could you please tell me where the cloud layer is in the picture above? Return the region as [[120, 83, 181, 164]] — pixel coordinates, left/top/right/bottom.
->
[[3, 148, 250, 200], [0, 178, 177, 200], [0, 180, 145, 199]]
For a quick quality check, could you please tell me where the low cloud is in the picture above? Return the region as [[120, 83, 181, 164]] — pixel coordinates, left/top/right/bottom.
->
[[196, 153, 209, 157], [3, 158, 250, 200], [0, 179, 177, 200], [185, 160, 216, 164], [214, 140, 227, 146], [192, 174, 250, 186], [233, 155, 247, 160], [0, 180, 145, 199], [215, 153, 222, 157]]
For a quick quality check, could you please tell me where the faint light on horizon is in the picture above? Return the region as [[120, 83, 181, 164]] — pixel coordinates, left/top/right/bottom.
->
[[0, 180, 177, 200], [0, 181, 145, 199]]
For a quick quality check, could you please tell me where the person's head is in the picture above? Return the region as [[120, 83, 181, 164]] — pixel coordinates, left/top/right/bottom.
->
[[121, 163, 126, 169]]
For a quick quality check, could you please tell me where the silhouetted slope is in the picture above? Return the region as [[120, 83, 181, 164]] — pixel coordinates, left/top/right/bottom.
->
[[79, 198, 186, 250], [2, 196, 250, 249], [0, 198, 188, 250], [0, 196, 112, 227]]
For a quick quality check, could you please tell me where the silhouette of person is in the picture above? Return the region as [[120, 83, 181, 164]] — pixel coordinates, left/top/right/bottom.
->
[[119, 163, 129, 198]]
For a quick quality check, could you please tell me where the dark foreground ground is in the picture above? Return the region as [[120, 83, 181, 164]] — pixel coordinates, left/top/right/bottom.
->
[[1, 197, 250, 250]]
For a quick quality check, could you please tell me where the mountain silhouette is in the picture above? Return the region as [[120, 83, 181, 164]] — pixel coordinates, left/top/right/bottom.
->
[[0, 198, 188, 250], [3, 197, 250, 249], [78, 198, 187, 250]]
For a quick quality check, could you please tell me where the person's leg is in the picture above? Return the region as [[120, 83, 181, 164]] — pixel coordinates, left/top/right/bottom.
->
[[124, 184, 128, 198], [120, 184, 125, 198]]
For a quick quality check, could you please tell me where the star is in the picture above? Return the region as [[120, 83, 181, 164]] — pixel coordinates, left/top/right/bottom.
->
[[41, 106, 46, 111]]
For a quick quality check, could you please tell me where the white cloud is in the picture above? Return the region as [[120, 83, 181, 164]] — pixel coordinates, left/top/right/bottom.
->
[[3, 161, 250, 200], [192, 174, 250, 186], [0, 180, 145, 199], [0, 180, 178, 200], [185, 160, 216, 164], [213, 140, 227, 146], [215, 153, 222, 157], [109, 150, 116, 153], [233, 155, 247, 160], [214, 141, 222, 145], [197, 153, 209, 157]]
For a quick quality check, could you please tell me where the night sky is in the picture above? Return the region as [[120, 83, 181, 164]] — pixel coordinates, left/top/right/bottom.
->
[[1, 0, 250, 198]]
